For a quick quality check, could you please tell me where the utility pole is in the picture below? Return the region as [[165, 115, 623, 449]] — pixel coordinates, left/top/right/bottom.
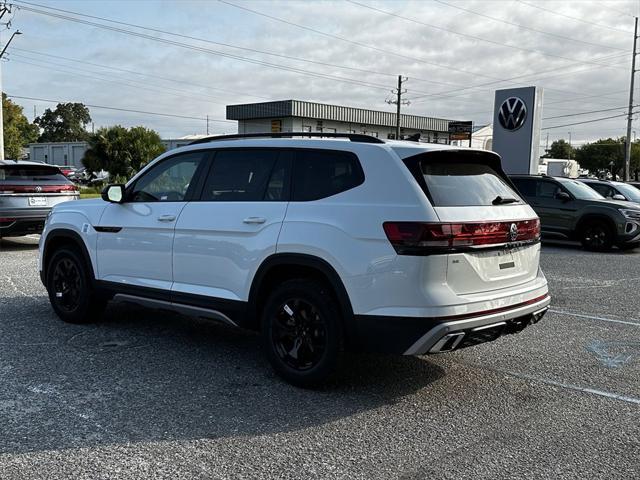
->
[[0, 2, 18, 161], [386, 75, 408, 139], [625, 16, 638, 182], [206, 114, 209, 135]]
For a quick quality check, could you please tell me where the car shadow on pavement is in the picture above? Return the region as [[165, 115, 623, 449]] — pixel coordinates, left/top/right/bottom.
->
[[0, 296, 445, 454], [0, 237, 40, 251]]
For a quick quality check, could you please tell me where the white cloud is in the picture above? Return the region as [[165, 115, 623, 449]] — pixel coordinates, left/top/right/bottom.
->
[[4, 0, 639, 144]]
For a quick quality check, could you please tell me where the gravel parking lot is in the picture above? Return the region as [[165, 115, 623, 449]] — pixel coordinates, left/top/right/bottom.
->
[[0, 236, 639, 479]]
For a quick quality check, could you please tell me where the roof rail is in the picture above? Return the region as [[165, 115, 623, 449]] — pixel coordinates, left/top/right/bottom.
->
[[188, 132, 386, 145]]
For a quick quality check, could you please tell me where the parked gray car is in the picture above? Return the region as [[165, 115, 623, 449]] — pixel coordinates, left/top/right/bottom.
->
[[0, 160, 79, 237]]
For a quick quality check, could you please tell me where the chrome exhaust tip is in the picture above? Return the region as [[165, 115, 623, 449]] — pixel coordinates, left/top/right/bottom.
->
[[429, 332, 465, 353]]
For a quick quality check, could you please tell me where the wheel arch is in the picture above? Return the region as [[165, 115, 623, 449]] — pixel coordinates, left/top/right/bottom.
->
[[574, 213, 617, 239], [247, 253, 356, 341], [42, 229, 95, 285]]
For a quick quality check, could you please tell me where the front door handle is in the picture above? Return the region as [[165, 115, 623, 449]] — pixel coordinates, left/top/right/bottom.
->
[[157, 214, 176, 222], [243, 217, 266, 224]]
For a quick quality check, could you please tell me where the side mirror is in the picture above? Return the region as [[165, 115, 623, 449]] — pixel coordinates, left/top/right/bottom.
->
[[101, 184, 125, 203], [612, 194, 626, 201], [555, 191, 571, 202]]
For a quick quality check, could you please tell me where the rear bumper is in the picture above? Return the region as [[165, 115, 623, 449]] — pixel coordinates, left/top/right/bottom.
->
[[0, 210, 50, 236], [352, 294, 550, 355]]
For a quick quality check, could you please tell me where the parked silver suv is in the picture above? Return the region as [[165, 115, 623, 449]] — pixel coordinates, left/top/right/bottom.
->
[[0, 160, 79, 237]]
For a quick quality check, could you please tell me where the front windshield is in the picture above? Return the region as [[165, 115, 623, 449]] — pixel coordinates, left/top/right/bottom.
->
[[613, 183, 640, 202], [558, 178, 605, 200]]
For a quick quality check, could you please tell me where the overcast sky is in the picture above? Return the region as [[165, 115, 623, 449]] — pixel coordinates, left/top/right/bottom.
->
[[3, 0, 639, 146]]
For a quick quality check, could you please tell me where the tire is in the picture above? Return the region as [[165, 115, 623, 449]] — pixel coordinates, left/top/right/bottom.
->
[[580, 220, 614, 251], [46, 247, 106, 324], [261, 279, 343, 388]]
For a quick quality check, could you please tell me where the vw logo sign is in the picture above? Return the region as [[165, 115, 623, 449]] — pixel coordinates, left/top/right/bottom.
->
[[498, 97, 527, 131], [509, 223, 518, 242], [35, 186, 43, 193]]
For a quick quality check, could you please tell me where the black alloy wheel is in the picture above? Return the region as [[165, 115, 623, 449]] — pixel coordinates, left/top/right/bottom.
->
[[581, 221, 613, 251], [51, 257, 83, 313], [262, 279, 343, 387], [272, 298, 327, 371], [46, 248, 106, 324]]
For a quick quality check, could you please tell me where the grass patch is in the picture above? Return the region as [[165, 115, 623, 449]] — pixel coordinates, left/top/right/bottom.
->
[[80, 193, 101, 199]]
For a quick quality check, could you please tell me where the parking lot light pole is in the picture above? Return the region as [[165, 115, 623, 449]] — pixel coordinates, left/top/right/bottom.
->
[[0, 29, 22, 161]]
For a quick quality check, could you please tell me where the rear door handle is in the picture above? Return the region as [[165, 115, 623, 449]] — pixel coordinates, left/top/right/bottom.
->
[[243, 217, 266, 224], [157, 214, 176, 222]]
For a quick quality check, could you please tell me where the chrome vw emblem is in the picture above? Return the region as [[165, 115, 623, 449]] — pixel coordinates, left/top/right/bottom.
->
[[509, 223, 518, 242], [498, 97, 527, 131], [35, 186, 43, 193]]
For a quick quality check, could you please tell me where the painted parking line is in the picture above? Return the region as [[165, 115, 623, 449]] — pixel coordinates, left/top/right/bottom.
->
[[503, 370, 640, 406], [550, 309, 640, 327]]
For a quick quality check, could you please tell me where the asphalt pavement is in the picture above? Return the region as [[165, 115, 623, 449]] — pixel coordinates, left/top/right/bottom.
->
[[0, 236, 638, 479]]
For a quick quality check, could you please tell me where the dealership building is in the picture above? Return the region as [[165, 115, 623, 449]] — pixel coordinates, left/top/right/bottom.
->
[[226, 99, 457, 143]]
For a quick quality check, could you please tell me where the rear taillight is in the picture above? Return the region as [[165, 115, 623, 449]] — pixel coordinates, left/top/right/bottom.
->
[[0, 184, 78, 194], [0, 217, 16, 226], [383, 219, 540, 255]]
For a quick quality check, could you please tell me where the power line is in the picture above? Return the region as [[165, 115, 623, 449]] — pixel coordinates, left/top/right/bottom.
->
[[216, 0, 505, 82], [542, 113, 630, 130], [8, 54, 235, 106], [543, 105, 638, 120], [432, 0, 626, 51], [15, 0, 631, 113], [346, 0, 627, 69], [407, 51, 630, 104], [517, 0, 634, 35], [10, 47, 269, 100], [6, 94, 234, 123], [12, 3, 403, 93], [8, 0, 461, 91]]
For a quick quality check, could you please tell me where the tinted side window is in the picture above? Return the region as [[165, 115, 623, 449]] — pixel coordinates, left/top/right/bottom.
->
[[511, 178, 536, 197], [538, 181, 561, 198], [292, 150, 364, 201], [201, 149, 279, 201], [130, 151, 203, 202], [591, 184, 612, 197]]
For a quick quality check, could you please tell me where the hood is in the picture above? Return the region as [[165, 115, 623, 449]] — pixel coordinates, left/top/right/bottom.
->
[[588, 198, 640, 209]]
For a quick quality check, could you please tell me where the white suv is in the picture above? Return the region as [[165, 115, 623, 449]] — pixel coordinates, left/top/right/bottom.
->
[[39, 133, 550, 386]]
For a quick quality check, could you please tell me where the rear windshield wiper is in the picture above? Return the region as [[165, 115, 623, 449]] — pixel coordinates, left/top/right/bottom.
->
[[492, 195, 519, 205]]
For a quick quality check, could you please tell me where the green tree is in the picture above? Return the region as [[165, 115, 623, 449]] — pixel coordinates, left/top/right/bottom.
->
[[127, 126, 166, 172], [2, 93, 39, 159], [543, 139, 575, 159], [35, 102, 91, 142], [574, 138, 624, 175], [83, 125, 165, 179]]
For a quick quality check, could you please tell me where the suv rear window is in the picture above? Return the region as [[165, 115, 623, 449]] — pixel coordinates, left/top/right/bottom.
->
[[420, 162, 520, 207], [0, 165, 68, 182], [292, 150, 364, 201]]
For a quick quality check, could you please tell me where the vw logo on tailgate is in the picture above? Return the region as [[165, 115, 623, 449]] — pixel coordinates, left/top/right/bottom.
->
[[35, 186, 43, 193], [509, 223, 518, 242], [498, 97, 527, 131]]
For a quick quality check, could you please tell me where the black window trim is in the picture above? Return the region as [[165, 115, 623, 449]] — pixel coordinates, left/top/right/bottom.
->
[[125, 149, 213, 203]]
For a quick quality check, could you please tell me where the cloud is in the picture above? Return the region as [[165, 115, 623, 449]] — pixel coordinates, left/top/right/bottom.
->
[[4, 0, 638, 143]]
